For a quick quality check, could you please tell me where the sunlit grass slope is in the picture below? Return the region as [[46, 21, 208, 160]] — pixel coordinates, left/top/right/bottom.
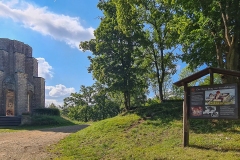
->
[[52, 102, 240, 160]]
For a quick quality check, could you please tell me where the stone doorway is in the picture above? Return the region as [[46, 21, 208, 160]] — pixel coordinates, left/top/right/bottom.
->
[[6, 90, 15, 116]]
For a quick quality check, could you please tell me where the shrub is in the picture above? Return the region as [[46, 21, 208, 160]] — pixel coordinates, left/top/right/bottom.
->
[[22, 111, 31, 115], [33, 108, 60, 116]]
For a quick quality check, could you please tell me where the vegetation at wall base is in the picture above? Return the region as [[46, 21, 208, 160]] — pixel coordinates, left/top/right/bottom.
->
[[51, 102, 240, 160], [33, 108, 60, 116]]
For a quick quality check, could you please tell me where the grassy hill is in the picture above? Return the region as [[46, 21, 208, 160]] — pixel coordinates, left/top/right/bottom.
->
[[51, 102, 240, 160]]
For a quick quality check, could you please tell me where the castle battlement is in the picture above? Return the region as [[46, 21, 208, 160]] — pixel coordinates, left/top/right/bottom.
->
[[0, 38, 32, 57]]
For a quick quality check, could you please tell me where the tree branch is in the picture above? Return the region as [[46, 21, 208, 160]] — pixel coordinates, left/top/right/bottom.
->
[[219, 2, 231, 47]]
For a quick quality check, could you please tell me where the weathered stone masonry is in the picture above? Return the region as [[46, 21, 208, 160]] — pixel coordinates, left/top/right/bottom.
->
[[0, 38, 45, 116]]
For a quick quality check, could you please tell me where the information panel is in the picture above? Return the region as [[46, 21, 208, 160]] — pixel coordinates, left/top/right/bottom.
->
[[189, 83, 238, 119]]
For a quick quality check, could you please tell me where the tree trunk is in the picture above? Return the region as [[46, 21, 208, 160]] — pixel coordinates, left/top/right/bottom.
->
[[219, 0, 240, 84], [152, 49, 163, 102], [215, 41, 224, 68], [159, 48, 165, 102], [84, 107, 88, 122], [124, 91, 130, 110], [223, 40, 240, 84], [127, 90, 131, 110], [124, 91, 127, 110]]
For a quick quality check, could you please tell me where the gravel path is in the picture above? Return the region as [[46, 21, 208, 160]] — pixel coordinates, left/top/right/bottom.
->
[[0, 125, 89, 160]]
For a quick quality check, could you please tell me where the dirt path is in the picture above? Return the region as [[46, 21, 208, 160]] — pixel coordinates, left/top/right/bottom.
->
[[0, 125, 89, 160]]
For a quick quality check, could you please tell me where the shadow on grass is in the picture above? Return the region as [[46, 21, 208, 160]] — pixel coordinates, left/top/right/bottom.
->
[[190, 119, 240, 134], [131, 101, 183, 125], [0, 116, 89, 133], [39, 124, 89, 133], [129, 102, 240, 134], [0, 125, 89, 134], [189, 144, 240, 152]]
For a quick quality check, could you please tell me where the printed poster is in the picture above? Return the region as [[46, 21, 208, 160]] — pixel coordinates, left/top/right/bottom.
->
[[189, 84, 238, 119]]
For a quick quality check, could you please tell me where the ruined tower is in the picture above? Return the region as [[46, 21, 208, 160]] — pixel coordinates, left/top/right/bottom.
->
[[0, 38, 45, 116]]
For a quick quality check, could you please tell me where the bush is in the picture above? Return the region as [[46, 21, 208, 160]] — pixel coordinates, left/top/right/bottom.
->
[[135, 101, 183, 120], [33, 108, 60, 116], [67, 103, 120, 122], [30, 115, 60, 125], [22, 111, 31, 115]]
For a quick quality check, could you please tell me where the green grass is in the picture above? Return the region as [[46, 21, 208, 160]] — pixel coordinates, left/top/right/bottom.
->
[[50, 102, 240, 159], [0, 115, 82, 133]]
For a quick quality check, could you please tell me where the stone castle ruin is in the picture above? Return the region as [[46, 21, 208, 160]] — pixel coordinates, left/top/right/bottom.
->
[[0, 38, 45, 116]]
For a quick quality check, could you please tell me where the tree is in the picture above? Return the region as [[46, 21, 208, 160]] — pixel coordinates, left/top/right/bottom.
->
[[199, 73, 222, 86], [162, 74, 174, 100], [179, 65, 200, 86], [48, 103, 58, 109], [68, 105, 93, 122], [170, 65, 199, 99], [171, 66, 222, 99], [80, 0, 147, 110], [114, 0, 179, 101], [63, 85, 95, 121], [63, 92, 88, 108], [64, 82, 120, 121], [151, 73, 173, 100], [172, 0, 240, 83]]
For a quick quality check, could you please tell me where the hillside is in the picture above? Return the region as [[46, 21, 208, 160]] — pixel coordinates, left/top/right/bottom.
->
[[51, 102, 240, 160]]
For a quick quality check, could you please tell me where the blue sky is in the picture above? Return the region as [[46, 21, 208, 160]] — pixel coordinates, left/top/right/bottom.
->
[[0, 0, 187, 106], [0, 0, 103, 106]]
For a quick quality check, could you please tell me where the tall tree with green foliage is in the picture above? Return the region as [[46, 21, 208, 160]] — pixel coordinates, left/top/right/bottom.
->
[[64, 82, 120, 121], [80, 0, 147, 110], [170, 65, 199, 99], [63, 92, 87, 109], [63, 85, 94, 108], [114, 0, 179, 101], [171, 0, 240, 83], [199, 73, 222, 86], [48, 103, 58, 109]]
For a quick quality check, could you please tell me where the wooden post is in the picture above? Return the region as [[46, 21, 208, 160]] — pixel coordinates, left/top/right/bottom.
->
[[183, 82, 189, 147], [209, 69, 214, 85]]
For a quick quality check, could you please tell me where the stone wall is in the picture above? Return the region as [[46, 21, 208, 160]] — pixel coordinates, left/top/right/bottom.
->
[[33, 77, 45, 109], [0, 71, 4, 115], [0, 50, 8, 74], [0, 38, 45, 116], [15, 52, 26, 73], [25, 57, 34, 83], [0, 50, 4, 71], [15, 72, 28, 115], [33, 58, 38, 77]]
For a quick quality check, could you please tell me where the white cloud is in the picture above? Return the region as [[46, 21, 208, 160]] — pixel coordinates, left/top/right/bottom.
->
[[46, 84, 75, 97], [176, 64, 181, 70], [0, 0, 94, 48], [45, 99, 62, 107], [4, 0, 18, 7], [36, 57, 53, 79], [45, 84, 75, 106]]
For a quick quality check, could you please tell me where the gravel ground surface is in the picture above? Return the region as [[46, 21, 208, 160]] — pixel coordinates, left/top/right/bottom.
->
[[0, 125, 89, 160]]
